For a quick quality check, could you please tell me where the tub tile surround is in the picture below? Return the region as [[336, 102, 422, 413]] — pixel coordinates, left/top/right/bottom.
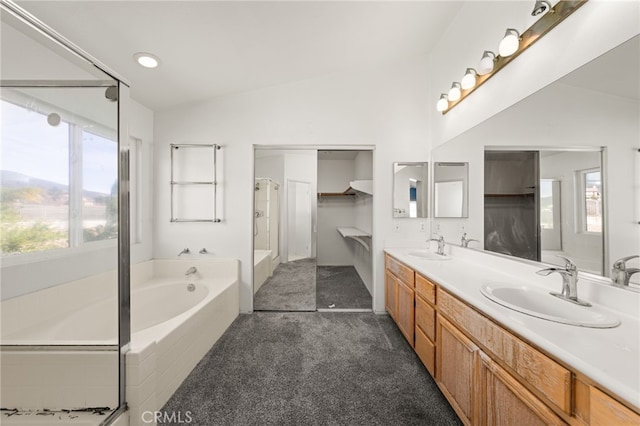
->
[[1, 258, 240, 425], [384, 243, 640, 411], [126, 258, 240, 426]]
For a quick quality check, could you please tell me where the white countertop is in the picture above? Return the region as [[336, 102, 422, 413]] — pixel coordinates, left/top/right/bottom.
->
[[384, 245, 640, 410]]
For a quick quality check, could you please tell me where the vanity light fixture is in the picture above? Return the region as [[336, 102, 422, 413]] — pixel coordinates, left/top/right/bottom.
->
[[532, 0, 552, 16], [436, 94, 449, 112], [448, 82, 462, 102], [498, 28, 521, 57], [435, 0, 588, 114], [477, 51, 496, 75], [133, 52, 160, 69], [461, 68, 478, 90]]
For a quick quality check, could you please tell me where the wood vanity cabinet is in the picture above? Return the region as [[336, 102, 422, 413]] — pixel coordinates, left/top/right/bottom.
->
[[383, 255, 640, 425], [436, 314, 481, 425], [415, 274, 437, 376], [589, 386, 640, 426], [384, 254, 415, 347]]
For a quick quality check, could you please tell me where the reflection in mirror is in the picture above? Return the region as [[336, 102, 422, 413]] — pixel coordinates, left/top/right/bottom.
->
[[484, 149, 603, 274], [434, 162, 468, 218], [393, 162, 428, 218], [431, 35, 639, 287]]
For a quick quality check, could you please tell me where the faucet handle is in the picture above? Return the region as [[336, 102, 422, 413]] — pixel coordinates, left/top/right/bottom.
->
[[555, 255, 576, 272], [613, 255, 639, 269]]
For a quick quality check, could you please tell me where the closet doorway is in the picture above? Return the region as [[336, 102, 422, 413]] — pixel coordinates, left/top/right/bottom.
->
[[252, 146, 373, 312]]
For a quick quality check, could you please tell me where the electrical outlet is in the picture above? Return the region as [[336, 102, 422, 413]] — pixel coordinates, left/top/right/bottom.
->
[[419, 222, 425, 232]]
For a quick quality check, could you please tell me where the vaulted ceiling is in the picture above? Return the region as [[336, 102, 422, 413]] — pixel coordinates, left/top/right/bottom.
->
[[17, 1, 464, 111]]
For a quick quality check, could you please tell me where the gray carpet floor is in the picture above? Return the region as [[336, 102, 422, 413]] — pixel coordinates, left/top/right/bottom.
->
[[254, 258, 316, 311], [316, 266, 372, 310], [161, 312, 461, 426]]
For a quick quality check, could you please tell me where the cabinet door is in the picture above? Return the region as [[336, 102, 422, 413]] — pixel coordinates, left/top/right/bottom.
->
[[436, 315, 480, 426], [481, 353, 565, 426], [590, 386, 640, 426], [385, 270, 398, 321], [397, 278, 415, 347]]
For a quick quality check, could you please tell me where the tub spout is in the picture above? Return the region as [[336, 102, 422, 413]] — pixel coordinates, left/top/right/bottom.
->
[[185, 266, 198, 277]]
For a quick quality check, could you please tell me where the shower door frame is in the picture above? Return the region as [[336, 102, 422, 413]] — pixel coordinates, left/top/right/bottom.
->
[[1, 1, 131, 424]]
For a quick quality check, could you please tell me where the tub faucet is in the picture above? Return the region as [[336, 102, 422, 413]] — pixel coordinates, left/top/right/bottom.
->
[[461, 232, 478, 248], [611, 255, 640, 287], [185, 266, 198, 277], [178, 248, 190, 256], [429, 235, 446, 256], [536, 256, 591, 306]]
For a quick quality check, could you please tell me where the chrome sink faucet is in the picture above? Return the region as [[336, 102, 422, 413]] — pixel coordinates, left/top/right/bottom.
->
[[185, 266, 198, 277], [536, 256, 591, 307], [611, 255, 640, 287], [178, 248, 190, 256], [460, 232, 478, 248], [429, 235, 446, 256]]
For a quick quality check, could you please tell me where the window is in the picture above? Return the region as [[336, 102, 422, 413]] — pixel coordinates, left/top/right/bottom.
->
[[539, 180, 554, 230], [1, 98, 118, 256], [578, 168, 602, 233]]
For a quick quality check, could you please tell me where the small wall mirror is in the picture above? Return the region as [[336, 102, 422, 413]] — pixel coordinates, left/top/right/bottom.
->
[[434, 162, 469, 218], [393, 162, 428, 218]]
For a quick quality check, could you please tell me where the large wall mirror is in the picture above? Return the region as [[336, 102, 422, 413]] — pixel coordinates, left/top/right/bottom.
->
[[393, 162, 428, 218], [431, 35, 639, 287], [434, 162, 469, 218]]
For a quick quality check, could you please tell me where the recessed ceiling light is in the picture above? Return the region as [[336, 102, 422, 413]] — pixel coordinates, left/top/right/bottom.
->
[[133, 52, 160, 69]]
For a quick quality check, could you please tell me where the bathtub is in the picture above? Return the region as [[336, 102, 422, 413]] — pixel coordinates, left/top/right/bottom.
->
[[253, 249, 273, 294], [0, 258, 239, 425]]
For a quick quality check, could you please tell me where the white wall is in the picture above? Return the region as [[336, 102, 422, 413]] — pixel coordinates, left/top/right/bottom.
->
[[428, 1, 640, 147], [153, 56, 430, 313]]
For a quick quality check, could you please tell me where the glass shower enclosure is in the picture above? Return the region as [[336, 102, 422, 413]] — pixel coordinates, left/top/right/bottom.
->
[[1, 2, 129, 424]]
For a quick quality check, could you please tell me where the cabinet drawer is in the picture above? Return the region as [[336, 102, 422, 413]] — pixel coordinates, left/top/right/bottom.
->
[[416, 295, 435, 341], [415, 326, 435, 377], [438, 289, 571, 414], [385, 254, 415, 287], [416, 274, 436, 304], [590, 386, 640, 426]]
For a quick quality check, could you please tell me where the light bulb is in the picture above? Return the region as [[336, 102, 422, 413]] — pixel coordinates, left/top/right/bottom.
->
[[436, 94, 449, 112], [448, 83, 462, 102], [477, 51, 496, 75], [499, 29, 520, 57], [133, 52, 160, 68], [461, 68, 477, 90]]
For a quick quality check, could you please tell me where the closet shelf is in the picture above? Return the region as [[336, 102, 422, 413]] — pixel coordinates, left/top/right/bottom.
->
[[318, 180, 373, 199], [344, 180, 373, 195], [337, 227, 372, 251], [317, 192, 355, 198]]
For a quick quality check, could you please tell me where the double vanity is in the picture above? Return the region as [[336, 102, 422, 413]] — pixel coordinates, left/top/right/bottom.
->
[[384, 244, 639, 425]]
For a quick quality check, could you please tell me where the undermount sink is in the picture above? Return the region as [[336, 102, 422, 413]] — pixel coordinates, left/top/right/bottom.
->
[[480, 282, 620, 328], [408, 250, 452, 261]]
